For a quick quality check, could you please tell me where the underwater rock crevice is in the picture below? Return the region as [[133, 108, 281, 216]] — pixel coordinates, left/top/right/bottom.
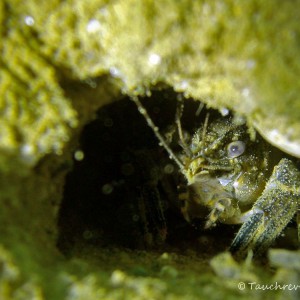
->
[[56, 89, 237, 258]]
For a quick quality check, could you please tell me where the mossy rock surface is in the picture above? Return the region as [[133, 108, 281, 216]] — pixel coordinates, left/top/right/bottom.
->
[[1, 1, 300, 299]]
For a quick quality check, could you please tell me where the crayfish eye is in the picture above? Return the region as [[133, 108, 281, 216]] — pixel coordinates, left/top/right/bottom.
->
[[227, 141, 245, 158]]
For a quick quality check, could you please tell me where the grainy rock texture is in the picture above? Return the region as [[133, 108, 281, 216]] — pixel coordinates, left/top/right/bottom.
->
[[0, 0, 299, 299]]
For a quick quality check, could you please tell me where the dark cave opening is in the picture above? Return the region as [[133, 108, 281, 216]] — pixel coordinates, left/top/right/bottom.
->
[[57, 89, 238, 257]]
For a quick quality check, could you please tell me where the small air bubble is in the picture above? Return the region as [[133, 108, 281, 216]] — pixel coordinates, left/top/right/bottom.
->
[[164, 164, 175, 174], [148, 53, 161, 65], [220, 107, 229, 116], [109, 67, 122, 78], [111, 270, 126, 285], [86, 19, 101, 33], [74, 150, 84, 161], [132, 215, 140, 222], [102, 183, 114, 195], [242, 88, 250, 97], [246, 59, 256, 69], [21, 144, 34, 156], [83, 230, 93, 240], [179, 80, 189, 89], [24, 15, 35, 26]]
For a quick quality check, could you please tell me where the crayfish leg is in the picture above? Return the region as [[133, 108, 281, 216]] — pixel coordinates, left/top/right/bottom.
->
[[230, 158, 300, 256]]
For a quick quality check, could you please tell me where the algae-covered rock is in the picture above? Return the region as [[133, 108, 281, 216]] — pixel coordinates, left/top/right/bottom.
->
[[1, 0, 300, 299], [0, 2, 78, 172], [2, 0, 300, 164], [16, 0, 300, 157]]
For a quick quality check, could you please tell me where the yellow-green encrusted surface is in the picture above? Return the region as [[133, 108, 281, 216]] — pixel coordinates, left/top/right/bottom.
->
[[1, 1, 300, 299], [2, 0, 300, 160]]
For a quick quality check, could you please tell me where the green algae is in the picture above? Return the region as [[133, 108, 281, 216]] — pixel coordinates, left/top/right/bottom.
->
[[2, 0, 300, 160], [0, 2, 78, 171], [1, 0, 300, 299], [5, 0, 300, 157]]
